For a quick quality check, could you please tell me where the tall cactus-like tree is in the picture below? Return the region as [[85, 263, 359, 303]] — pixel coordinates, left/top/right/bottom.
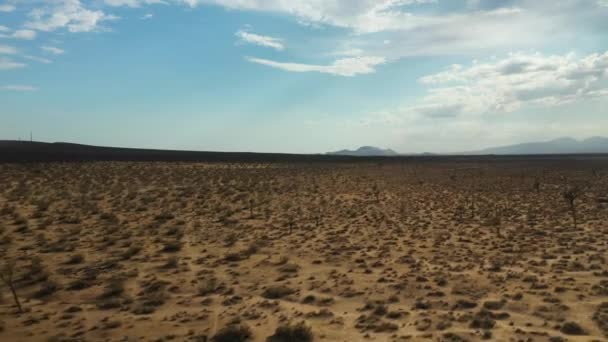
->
[[563, 186, 582, 229], [0, 259, 22, 313]]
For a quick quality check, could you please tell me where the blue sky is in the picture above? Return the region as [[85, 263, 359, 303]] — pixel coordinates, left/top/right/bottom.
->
[[1, 0, 607, 153]]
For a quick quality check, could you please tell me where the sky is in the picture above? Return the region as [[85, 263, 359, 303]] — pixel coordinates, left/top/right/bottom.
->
[[1, 0, 607, 153]]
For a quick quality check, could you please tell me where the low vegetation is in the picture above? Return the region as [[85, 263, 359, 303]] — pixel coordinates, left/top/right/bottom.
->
[[0, 159, 607, 340]]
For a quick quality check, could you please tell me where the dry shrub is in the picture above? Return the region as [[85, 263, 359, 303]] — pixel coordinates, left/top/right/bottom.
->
[[267, 322, 313, 342]]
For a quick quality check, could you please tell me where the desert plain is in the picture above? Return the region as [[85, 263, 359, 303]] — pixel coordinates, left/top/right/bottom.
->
[[1, 157, 608, 341]]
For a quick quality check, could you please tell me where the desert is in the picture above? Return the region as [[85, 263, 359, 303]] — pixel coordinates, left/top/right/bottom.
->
[[1, 156, 607, 341]]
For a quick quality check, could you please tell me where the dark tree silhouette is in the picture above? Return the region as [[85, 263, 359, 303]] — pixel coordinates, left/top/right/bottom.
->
[[0, 259, 22, 313], [563, 186, 582, 229]]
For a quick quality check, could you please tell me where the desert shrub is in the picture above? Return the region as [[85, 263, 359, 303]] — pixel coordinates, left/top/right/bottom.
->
[[17, 257, 48, 286], [164, 227, 181, 236], [32, 280, 58, 298], [154, 212, 175, 221], [65, 254, 84, 265], [224, 252, 246, 262], [161, 256, 179, 269], [453, 299, 477, 310], [67, 276, 95, 291], [278, 264, 299, 273], [198, 278, 219, 296], [301, 295, 315, 304], [96, 299, 120, 310], [372, 305, 388, 316], [469, 310, 496, 330], [242, 242, 261, 257], [443, 332, 468, 342], [483, 300, 505, 311], [560, 321, 586, 335], [212, 324, 252, 342], [132, 304, 155, 315], [136, 278, 168, 309], [122, 245, 142, 260], [224, 233, 238, 247], [99, 212, 119, 222], [267, 322, 313, 342], [593, 302, 608, 336], [0, 235, 11, 245], [262, 286, 295, 299], [97, 279, 125, 299], [161, 241, 181, 253]]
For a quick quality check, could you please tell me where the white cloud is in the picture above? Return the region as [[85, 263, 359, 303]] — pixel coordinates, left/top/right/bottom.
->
[[246, 56, 385, 76], [0, 58, 26, 70], [141, 13, 154, 19], [598, 0, 608, 7], [404, 50, 608, 119], [5, 0, 605, 63], [2, 85, 37, 91], [176, 1, 605, 60], [26, 0, 118, 33], [23, 55, 52, 64], [0, 4, 15, 12], [0, 26, 9, 32], [193, 0, 438, 33], [41, 45, 65, 55], [331, 48, 364, 57], [12, 30, 37, 40], [236, 30, 284, 51], [0, 44, 17, 54], [104, 0, 166, 7]]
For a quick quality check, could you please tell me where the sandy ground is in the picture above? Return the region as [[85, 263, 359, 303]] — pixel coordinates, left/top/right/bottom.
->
[[0, 160, 607, 342]]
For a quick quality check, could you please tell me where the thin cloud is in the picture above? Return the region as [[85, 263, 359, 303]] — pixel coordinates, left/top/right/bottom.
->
[[12, 29, 37, 40], [0, 44, 17, 54], [23, 55, 52, 64], [104, 0, 167, 7], [2, 85, 37, 91], [236, 30, 284, 51], [246, 56, 385, 77], [0, 4, 15, 12], [41, 45, 65, 55], [0, 57, 26, 70]]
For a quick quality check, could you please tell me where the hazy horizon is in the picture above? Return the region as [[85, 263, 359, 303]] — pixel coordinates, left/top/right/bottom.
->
[[2, 0, 608, 153], [4, 135, 608, 156]]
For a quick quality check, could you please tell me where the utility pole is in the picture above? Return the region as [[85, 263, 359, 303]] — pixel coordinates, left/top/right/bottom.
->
[[30, 131, 33, 143]]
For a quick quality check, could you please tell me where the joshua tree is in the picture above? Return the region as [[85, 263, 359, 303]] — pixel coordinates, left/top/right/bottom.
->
[[0, 259, 22, 313], [248, 193, 257, 219], [371, 183, 381, 203], [454, 204, 465, 223], [286, 211, 296, 235], [487, 205, 503, 237], [398, 192, 408, 221], [467, 193, 477, 219], [282, 202, 296, 235], [311, 197, 327, 228], [533, 178, 541, 193], [563, 186, 582, 229]]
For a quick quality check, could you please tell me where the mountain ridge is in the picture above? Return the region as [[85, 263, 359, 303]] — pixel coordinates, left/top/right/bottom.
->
[[464, 137, 608, 155], [327, 146, 399, 156]]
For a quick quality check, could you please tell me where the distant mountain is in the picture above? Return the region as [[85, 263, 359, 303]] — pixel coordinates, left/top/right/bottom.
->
[[327, 146, 399, 156], [467, 137, 608, 155]]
